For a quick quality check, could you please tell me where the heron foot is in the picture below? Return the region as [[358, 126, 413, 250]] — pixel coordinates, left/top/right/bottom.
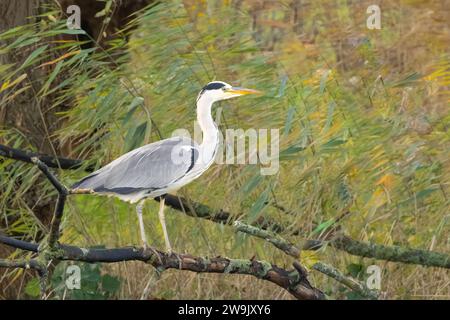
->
[[142, 243, 164, 265], [167, 251, 183, 269]]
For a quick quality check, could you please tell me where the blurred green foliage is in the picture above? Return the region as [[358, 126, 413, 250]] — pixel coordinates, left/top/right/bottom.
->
[[24, 261, 121, 299]]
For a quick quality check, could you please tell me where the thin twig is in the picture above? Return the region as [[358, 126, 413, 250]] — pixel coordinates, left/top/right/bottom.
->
[[31, 157, 68, 195], [31, 157, 67, 248]]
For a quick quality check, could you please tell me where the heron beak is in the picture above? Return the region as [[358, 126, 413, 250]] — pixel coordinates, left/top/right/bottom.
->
[[228, 87, 262, 96]]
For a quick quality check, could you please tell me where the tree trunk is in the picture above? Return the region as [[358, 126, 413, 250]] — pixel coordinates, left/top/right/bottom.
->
[[0, 0, 54, 153]]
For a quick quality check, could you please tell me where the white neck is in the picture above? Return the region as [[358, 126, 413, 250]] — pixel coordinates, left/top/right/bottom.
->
[[196, 95, 219, 165]]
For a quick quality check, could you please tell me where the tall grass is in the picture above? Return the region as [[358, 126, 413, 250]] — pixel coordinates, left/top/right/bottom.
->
[[0, 0, 448, 299]]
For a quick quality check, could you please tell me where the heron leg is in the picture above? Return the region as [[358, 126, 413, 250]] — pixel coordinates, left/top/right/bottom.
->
[[158, 196, 172, 254], [136, 201, 148, 249]]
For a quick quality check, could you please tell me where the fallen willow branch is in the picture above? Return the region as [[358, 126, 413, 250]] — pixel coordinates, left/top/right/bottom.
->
[[1, 143, 450, 269], [0, 155, 324, 300], [234, 221, 378, 299], [0, 234, 325, 300]]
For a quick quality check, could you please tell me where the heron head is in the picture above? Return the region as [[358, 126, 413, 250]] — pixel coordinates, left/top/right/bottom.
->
[[197, 81, 261, 102]]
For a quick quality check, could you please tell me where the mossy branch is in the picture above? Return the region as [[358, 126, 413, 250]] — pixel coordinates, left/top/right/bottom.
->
[[234, 220, 300, 257], [234, 220, 378, 299], [2, 144, 450, 269], [312, 262, 379, 300], [0, 156, 324, 300], [0, 234, 325, 300], [1, 143, 450, 300], [332, 235, 450, 269], [0, 258, 48, 295]]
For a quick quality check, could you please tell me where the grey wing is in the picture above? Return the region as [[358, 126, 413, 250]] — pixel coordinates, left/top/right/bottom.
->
[[72, 137, 199, 194]]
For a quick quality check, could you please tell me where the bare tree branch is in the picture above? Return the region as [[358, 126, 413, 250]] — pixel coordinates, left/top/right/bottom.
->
[[1, 144, 450, 270], [311, 262, 379, 300], [0, 144, 89, 170], [234, 221, 379, 299], [30, 157, 69, 195], [30, 157, 68, 248], [234, 221, 300, 257], [0, 257, 48, 295], [0, 143, 284, 232], [0, 154, 325, 300], [0, 234, 325, 300], [0, 258, 44, 273], [331, 235, 450, 269]]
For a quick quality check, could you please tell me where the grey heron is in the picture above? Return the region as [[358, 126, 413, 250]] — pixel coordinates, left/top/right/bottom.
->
[[71, 81, 260, 253]]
